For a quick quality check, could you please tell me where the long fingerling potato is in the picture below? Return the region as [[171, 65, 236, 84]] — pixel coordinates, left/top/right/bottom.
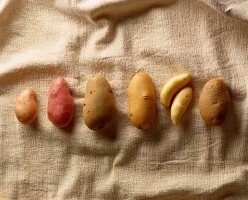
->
[[171, 86, 192, 125], [160, 73, 192, 108]]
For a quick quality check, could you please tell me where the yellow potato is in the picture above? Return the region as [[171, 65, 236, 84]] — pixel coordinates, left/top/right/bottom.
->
[[128, 72, 156, 129], [199, 77, 231, 126], [14, 88, 38, 124], [171, 86, 193, 125], [160, 73, 192, 108], [83, 75, 116, 131]]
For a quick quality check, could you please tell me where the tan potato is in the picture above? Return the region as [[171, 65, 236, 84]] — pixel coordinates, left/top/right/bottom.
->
[[160, 73, 192, 108], [171, 87, 193, 125], [48, 77, 74, 128], [128, 72, 156, 129], [199, 77, 231, 126], [83, 75, 116, 131], [14, 88, 38, 124]]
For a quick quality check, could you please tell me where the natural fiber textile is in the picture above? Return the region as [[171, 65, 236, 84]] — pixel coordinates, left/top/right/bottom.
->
[[0, 0, 248, 199]]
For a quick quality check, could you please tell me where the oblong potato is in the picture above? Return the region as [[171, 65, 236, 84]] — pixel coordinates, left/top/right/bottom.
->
[[47, 77, 74, 128], [160, 73, 192, 108], [83, 75, 116, 131], [128, 72, 156, 129], [14, 88, 38, 124], [199, 77, 231, 126], [171, 86, 193, 125]]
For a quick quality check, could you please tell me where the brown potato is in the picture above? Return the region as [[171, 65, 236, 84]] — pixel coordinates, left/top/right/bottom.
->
[[199, 77, 231, 126], [83, 75, 116, 131], [128, 72, 156, 129], [47, 77, 74, 128], [14, 88, 38, 124]]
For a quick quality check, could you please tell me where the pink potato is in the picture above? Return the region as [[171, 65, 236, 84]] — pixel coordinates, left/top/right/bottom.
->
[[47, 77, 74, 128]]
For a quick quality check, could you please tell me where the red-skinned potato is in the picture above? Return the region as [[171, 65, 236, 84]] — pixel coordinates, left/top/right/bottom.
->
[[47, 77, 74, 128], [14, 88, 38, 124]]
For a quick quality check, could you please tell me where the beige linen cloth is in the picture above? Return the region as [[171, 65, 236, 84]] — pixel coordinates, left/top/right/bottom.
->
[[0, 0, 248, 199]]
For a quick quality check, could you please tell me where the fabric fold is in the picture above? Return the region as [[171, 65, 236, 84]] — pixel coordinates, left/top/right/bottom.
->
[[58, 0, 248, 22], [1, 0, 248, 199], [202, 0, 248, 22]]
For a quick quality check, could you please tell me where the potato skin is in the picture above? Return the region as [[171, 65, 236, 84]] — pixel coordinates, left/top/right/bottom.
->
[[199, 78, 231, 126], [14, 88, 38, 124], [160, 73, 192, 108], [171, 87, 193, 125], [83, 75, 116, 131], [47, 77, 74, 128], [128, 72, 156, 129]]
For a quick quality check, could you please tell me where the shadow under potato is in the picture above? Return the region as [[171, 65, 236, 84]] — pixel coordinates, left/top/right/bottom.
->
[[95, 121, 118, 140], [220, 99, 241, 161], [61, 116, 76, 132]]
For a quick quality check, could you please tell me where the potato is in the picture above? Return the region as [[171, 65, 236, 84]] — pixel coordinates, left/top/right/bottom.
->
[[199, 77, 231, 126], [171, 86, 193, 125], [83, 75, 116, 131], [47, 77, 74, 128], [128, 72, 156, 129], [14, 88, 38, 124], [160, 73, 192, 108]]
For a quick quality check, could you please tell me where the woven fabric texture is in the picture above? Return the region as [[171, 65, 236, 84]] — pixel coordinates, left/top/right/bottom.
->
[[0, 0, 248, 199]]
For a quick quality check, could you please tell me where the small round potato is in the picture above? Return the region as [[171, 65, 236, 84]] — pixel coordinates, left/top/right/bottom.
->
[[14, 88, 38, 124], [83, 75, 116, 131], [128, 72, 156, 130], [199, 77, 231, 126]]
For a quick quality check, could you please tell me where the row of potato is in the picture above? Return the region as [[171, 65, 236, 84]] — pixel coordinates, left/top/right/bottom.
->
[[14, 72, 231, 130]]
